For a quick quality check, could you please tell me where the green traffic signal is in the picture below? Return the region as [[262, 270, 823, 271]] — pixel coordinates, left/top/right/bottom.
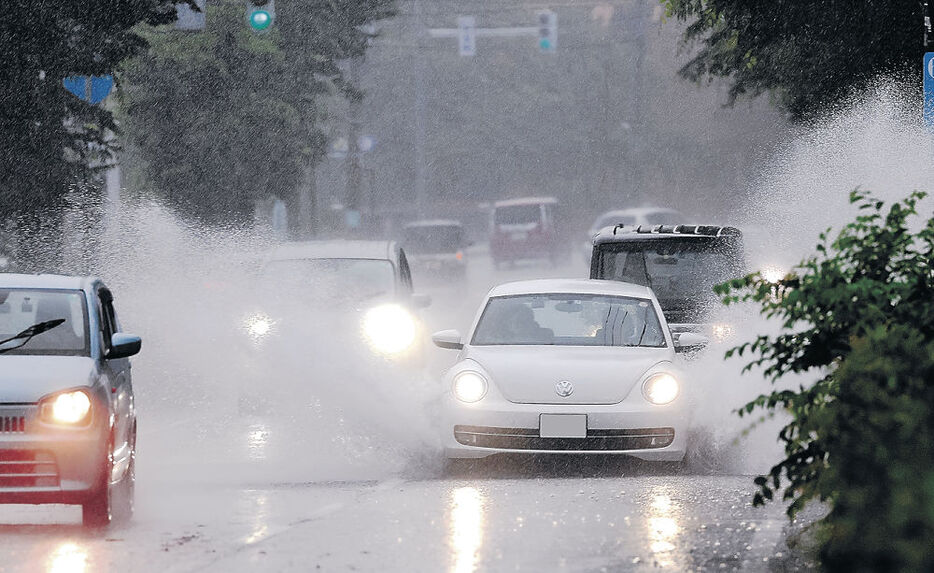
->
[[249, 10, 272, 30]]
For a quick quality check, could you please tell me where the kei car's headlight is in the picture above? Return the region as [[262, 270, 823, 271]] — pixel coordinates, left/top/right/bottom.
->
[[453, 371, 488, 403], [362, 304, 417, 355], [39, 389, 92, 425], [642, 373, 679, 405]]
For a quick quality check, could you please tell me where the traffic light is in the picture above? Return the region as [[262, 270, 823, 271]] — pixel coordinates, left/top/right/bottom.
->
[[246, 0, 275, 32], [537, 9, 557, 53]]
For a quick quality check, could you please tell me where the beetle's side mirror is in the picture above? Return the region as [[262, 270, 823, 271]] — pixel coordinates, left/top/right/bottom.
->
[[432, 329, 463, 350], [108, 333, 142, 359], [674, 332, 707, 353]]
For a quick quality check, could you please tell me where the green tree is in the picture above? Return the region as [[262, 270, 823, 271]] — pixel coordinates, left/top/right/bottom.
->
[[717, 191, 934, 570], [661, 1, 921, 120], [0, 0, 184, 219], [119, 0, 394, 227]]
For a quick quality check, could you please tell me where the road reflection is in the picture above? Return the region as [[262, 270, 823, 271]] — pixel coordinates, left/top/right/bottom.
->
[[47, 541, 88, 573], [647, 492, 680, 568], [246, 423, 269, 461], [449, 486, 485, 573], [242, 491, 271, 545]]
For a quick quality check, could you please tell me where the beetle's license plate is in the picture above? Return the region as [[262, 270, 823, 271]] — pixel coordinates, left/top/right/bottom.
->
[[539, 414, 587, 438]]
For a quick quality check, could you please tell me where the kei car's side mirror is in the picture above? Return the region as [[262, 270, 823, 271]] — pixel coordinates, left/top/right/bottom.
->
[[412, 293, 432, 309], [432, 329, 464, 350], [108, 333, 142, 359], [674, 332, 707, 353]]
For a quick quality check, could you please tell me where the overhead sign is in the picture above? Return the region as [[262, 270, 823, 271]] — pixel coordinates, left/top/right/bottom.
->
[[62, 75, 113, 105], [458, 16, 476, 56], [925, 53, 934, 126]]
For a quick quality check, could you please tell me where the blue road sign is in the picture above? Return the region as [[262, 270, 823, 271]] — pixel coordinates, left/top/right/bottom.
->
[[62, 75, 113, 105], [924, 53, 934, 126]]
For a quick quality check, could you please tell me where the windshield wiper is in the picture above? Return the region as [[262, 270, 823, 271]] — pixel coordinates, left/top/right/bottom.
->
[[0, 319, 66, 354]]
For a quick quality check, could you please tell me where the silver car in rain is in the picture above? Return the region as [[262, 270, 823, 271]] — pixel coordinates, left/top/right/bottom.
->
[[0, 275, 141, 527]]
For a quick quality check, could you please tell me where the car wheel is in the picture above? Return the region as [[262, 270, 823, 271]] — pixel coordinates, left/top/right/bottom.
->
[[82, 459, 113, 528], [111, 426, 136, 525], [82, 428, 135, 528]]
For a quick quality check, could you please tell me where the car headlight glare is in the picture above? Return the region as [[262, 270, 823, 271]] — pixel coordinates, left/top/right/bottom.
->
[[362, 304, 418, 355], [711, 323, 735, 343], [40, 390, 92, 425], [643, 373, 679, 405], [245, 313, 274, 340], [453, 371, 488, 403], [760, 265, 786, 284]]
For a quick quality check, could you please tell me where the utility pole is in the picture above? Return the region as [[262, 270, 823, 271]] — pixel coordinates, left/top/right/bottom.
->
[[345, 56, 364, 226], [413, 0, 427, 218]]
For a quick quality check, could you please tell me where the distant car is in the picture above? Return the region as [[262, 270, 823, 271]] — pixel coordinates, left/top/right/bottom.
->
[[401, 220, 469, 280], [0, 274, 141, 527], [590, 224, 746, 340], [433, 279, 705, 463], [242, 241, 431, 387], [490, 197, 564, 268], [582, 207, 686, 263]]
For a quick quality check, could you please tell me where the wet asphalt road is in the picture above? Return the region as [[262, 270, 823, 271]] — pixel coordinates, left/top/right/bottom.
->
[[0, 250, 797, 572], [0, 466, 790, 573]]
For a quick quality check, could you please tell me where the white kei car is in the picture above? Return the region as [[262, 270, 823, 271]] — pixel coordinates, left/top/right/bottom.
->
[[432, 279, 705, 462]]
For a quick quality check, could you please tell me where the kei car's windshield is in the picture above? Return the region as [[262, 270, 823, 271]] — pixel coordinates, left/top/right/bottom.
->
[[0, 289, 89, 356], [403, 225, 465, 254], [262, 258, 396, 301], [471, 293, 666, 347]]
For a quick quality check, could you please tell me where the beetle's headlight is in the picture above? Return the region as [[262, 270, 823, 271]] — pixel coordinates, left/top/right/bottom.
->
[[453, 371, 488, 403], [362, 304, 417, 355], [642, 373, 679, 405], [39, 389, 92, 425]]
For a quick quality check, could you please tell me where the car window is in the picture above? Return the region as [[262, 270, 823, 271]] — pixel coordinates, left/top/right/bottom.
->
[[261, 258, 396, 301], [494, 205, 541, 225], [403, 225, 464, 254], [0, 289, 90, 356], [599, 241, 742, 305], [471, 293, 665, 347]]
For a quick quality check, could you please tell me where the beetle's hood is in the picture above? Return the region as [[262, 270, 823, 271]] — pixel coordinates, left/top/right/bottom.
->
[[0, 356, 97, 403], [463, 345, 673, 405]]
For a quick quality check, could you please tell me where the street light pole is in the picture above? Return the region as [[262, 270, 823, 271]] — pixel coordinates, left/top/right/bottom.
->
[[413, 0, 427, 218]]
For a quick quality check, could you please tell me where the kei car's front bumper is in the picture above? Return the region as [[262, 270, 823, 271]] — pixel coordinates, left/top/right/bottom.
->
[[0, 404, 107, 504], [441, 394, 687, 462]]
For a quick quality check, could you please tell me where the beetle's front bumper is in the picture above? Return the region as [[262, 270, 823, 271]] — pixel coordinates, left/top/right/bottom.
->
[[441, 394, 687, 462], [0, 405, 106, 504]]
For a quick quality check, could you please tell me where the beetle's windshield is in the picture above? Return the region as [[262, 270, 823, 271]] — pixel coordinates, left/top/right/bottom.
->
[[0, 289, 89, 356], [471, 293, 666, 347]]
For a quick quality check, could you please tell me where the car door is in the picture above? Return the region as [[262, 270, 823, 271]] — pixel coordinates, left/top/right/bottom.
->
[[97, 286, 135, 469]]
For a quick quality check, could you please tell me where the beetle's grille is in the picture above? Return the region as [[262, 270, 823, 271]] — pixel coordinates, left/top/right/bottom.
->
[[453, 425, 675, 451], [0, 450, 60, 488]]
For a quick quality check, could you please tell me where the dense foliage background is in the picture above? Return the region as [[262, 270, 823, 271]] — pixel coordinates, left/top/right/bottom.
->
[[662, 0, 922, 120], [718, 190, 934, 570], [0, 0, 184, 219]]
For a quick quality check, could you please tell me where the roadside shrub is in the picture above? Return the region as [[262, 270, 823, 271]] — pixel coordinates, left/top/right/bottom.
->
[[715, 190, 934, 571]]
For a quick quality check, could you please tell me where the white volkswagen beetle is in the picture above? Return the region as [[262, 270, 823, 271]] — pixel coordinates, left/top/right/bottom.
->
[[433, 279, 705, 463]]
